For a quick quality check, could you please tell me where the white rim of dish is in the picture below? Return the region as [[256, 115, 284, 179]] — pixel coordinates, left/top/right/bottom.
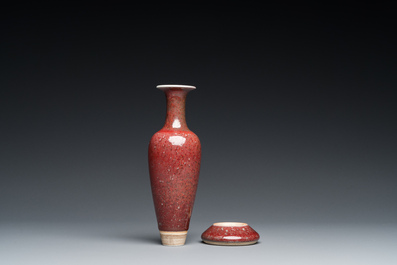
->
[[157, 84, 196, 89], [213, 222, 248, 227]]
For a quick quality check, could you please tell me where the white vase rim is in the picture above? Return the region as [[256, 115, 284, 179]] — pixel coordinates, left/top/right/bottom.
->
[[157, 84, 196, 90]]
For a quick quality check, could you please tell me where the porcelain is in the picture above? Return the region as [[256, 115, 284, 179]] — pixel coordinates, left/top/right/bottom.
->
[[201, 222, 260, 246], [148, 84, 201, 246]]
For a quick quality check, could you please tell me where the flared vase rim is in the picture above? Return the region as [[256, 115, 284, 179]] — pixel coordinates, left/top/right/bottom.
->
[[157, 84, 196, 91]]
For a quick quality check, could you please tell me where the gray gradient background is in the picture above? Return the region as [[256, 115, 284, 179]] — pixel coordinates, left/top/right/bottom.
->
[[1, 8, 396, 264]]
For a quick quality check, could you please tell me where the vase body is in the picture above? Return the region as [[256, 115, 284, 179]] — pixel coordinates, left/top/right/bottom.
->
[[148, 84, 201, 246]]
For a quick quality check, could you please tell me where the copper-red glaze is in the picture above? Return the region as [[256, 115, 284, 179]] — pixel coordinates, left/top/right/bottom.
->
[[201, 224, 260, 243], [149, 86, 201, 232]]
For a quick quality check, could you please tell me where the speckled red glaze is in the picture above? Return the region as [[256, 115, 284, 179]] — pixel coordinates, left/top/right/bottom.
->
[[149, 85, 201, 232], [201, 223, 260, 244]]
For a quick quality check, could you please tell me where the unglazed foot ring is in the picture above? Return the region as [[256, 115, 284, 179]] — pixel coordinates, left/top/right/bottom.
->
[[202, 240, 258, 246], [159, 231, 188, 246]]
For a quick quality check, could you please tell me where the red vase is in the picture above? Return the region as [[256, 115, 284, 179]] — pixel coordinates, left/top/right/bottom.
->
[[148, 84, 201, 246]]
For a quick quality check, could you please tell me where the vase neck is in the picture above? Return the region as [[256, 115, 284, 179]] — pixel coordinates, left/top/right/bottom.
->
[[162, 88, 190, 131]]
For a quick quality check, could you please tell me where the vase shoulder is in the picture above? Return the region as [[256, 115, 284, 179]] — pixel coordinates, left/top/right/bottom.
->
[[150, 129, 200, 147]]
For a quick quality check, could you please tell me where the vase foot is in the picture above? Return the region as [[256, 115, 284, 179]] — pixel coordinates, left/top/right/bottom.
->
[[159, 231, 188, 246]]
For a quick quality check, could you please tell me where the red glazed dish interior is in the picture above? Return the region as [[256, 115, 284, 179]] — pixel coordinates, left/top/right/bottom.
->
[[201, 222, 260, 244]]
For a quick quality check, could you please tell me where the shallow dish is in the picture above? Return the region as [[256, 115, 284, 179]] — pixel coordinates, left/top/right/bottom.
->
[[201, 222, 260, 246]]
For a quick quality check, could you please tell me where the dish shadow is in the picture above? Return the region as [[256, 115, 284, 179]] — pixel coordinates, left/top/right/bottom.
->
[[200, 240, 261, 246]]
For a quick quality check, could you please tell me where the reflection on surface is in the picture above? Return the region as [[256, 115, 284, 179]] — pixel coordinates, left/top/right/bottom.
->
[[223, 236, 241, 240], [168, 136, 186, 146], [172, 119, 181, 128]]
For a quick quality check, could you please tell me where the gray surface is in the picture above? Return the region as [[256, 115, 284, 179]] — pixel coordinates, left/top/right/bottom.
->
[[1, 222, 396, 265], [1, 9, 396, 265]]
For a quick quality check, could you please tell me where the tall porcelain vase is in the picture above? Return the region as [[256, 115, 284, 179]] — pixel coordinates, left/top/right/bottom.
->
[[148, 84, 201, 246]]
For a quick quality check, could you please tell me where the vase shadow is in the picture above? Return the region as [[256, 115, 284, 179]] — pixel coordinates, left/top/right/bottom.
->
[[106, 233, 161, 245]]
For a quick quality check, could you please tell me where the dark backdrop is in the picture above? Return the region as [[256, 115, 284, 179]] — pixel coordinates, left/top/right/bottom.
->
[[1, 8, 396, 227]]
